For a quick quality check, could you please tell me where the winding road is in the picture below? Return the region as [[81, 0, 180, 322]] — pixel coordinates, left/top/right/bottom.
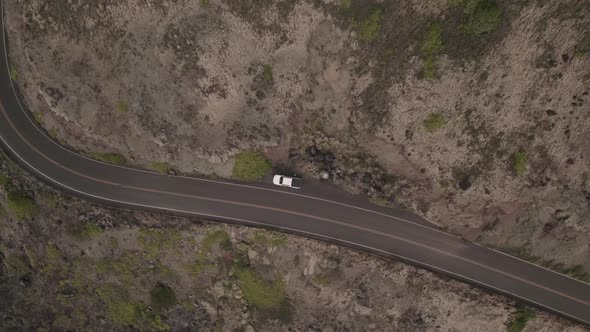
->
[[0, 2, 589, 326]]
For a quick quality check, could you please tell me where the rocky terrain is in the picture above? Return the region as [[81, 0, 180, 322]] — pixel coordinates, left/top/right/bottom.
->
[[0, 153, 585, 331], [5, 0, 589, 277]]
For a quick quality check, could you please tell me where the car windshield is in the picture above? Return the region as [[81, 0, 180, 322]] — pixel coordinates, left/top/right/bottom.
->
[[279, 177, 283, 184]]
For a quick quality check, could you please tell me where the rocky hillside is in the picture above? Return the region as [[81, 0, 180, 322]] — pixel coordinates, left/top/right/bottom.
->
[[4, 0, 590, 308]]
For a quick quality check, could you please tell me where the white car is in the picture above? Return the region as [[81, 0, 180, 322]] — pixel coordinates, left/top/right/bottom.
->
[[273, 175, 302, 189]]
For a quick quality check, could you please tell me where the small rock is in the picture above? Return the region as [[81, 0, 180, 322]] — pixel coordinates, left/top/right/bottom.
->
[[546, 109, 557, 116], [244, 325, 255, 332], [167, 169, 177, 176], [319, 170, 330, 180], [247, 248, 257, 260]]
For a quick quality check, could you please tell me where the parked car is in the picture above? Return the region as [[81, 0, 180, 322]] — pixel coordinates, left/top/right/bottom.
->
[[272, 175, 302, 189]]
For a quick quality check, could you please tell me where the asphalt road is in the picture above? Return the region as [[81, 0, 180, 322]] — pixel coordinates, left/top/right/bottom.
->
[[0, 3, 588, 326]]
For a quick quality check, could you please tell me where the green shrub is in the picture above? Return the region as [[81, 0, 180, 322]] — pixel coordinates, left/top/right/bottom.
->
[[89, 152, 127, 165], [10, 65, 18, 81], [72, 222, 104, 240], [115, 100, 128, 113], [232, 150, 272, 181], [359, 7, 382, 42], [97, 285, 169, 331], [420, 22, 444, 79], [423, 113, 445, 132], [263, 64, 273, 81], [34, 112, 43, 123], [236, 267, 285, 310], [507, 306, 535, 332], [460, 0, 502, 36], [7, 191, 39, 220], [150, 284, 177, 311], [340, 0, 352, 9], [150, 161, 171, 174], [0, 173, 9, 188], [512, 150, 527, 176]]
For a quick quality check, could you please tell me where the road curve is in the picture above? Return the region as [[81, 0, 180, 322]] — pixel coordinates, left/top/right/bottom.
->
[[0, 3, 588, 326]]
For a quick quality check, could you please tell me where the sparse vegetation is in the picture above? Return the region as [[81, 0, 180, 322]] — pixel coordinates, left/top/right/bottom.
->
[[263, 64, 273, 81], [252, 230, 286, 247], [420, 22, 444, 79], [98, 284, 169, 331], [460, 0, 502, 36], [512, 150, 527, 176], [151, 161, 171, 174], [6, 191, 39, 220], [137, 229, 181, 258], [340, 0, 351, 10], [359, 7, 383, 42], [88, 152, 127, 166], [369, 196, 393, 207], [186, 229, 232, 275], [507, 305, 535, 332], [115, 100, 128, 113], [236, 267, 285, 311], [312, 274, 330, 286], [423, 113, 445, 132], [72, 222, 104, 240], [232, 150, 272, 181], [150, 284, 177, 311]]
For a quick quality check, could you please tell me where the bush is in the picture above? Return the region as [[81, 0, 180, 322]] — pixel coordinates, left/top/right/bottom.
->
[[460, 0, 502, 36], [10, 65, 18, 81], [7, 191, 39, 220], [512, 150, 527, 176], [420, 22, 444, 79], [232, 150, 272, 181], [150, 161, 171, 174], [236, 267, 285, 311], [263, 64, 273, 81], [89, 152, 127, 166], [150, 284, 177, 311], [422, 113, 445, 132], [507, 306, 535, 332], [0, 173, 9, 188], [72, 222, 104, 240], [115, 100, 128, 113], [359, 7, 382, 42]]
